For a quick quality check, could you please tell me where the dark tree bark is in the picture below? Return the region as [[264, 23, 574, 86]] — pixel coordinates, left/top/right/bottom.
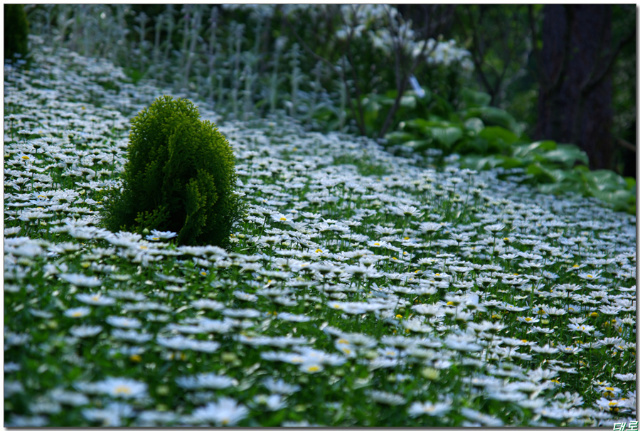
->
[[534, 5, 616, 170]]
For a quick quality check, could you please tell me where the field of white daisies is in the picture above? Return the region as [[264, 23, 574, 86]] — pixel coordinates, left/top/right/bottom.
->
[[4, 38, 637, 427]]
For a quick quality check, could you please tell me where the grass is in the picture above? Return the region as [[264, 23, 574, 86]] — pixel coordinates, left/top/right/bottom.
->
[[332, 153, 389, 177], [3, 39, 637, 427]]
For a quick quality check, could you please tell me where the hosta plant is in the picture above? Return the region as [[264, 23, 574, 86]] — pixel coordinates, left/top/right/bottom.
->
[[103, 95, 243, 247]]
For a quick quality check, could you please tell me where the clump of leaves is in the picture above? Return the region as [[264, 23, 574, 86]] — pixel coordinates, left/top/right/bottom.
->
[[103, 96, 244, 247], [378, 87, 636, 214]]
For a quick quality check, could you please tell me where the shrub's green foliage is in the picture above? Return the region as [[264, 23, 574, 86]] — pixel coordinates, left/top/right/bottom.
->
[[103, 96, 244, 247], [4, 5, 29, 63]]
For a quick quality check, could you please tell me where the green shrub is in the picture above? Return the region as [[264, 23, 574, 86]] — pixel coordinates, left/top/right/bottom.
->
[[4, 4, 29, 63], [103, 96, 244, 247]]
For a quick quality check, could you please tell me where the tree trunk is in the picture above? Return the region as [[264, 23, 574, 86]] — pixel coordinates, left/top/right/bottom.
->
[[535, 5, 613, 170]]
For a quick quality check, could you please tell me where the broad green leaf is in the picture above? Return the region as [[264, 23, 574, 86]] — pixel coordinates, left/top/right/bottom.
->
[[542, 144, 589, 167], [403, 118, 431, 134], [511, 140, 557, 159], [463, 106, 518, 132], [461, 154, 505, 170], [582, 169, 628, 192], [429, 126, 463, 149], [464, 118, 484, 135], [538, 182, 583, 195], [407, 118, 459, 131], [589, 188, 635, 211], [572, 165, 590, 173], [463, 137, 489, 154], [526, 163, 556, 183], [547, 167, 579, 183], [383, 131, 417, 145], [498, 156, 526, 170], [478, 126, 519, 145], [403, 140, 432, 152], [425, 119, 458, 127]]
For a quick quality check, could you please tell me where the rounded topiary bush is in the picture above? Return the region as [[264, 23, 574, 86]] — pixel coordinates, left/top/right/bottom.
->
[[4, 4, 29, 63], [103, 96, 244, 247]]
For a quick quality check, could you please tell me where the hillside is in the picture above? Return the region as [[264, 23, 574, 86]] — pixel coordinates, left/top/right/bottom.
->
[[4, 38, 637, 427]]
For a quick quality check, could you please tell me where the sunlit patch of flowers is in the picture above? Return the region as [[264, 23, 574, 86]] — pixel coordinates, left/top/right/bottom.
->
[[4, 40, 636, 427]]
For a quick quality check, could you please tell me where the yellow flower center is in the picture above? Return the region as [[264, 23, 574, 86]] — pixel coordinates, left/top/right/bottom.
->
[[114, 385, 132, 395]]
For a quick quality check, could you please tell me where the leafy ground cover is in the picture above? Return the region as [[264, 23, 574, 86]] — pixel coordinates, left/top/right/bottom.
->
[[4, 39, 637, 427], [376, 88, 637, 215]]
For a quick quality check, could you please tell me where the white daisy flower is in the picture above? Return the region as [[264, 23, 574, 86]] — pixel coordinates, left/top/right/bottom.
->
[[189, 397, 248, 426], [95, 377, 147, 399], [106, 315, 141, 329], [70, 325, 103, 338], [58, 273, 101, 288], [64, 306, 92, 318], [76, 293, 116, 306], [408, 400, 452, 417]]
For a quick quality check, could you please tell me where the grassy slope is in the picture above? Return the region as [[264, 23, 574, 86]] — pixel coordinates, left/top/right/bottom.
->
[[3, 39, 637, 427]]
